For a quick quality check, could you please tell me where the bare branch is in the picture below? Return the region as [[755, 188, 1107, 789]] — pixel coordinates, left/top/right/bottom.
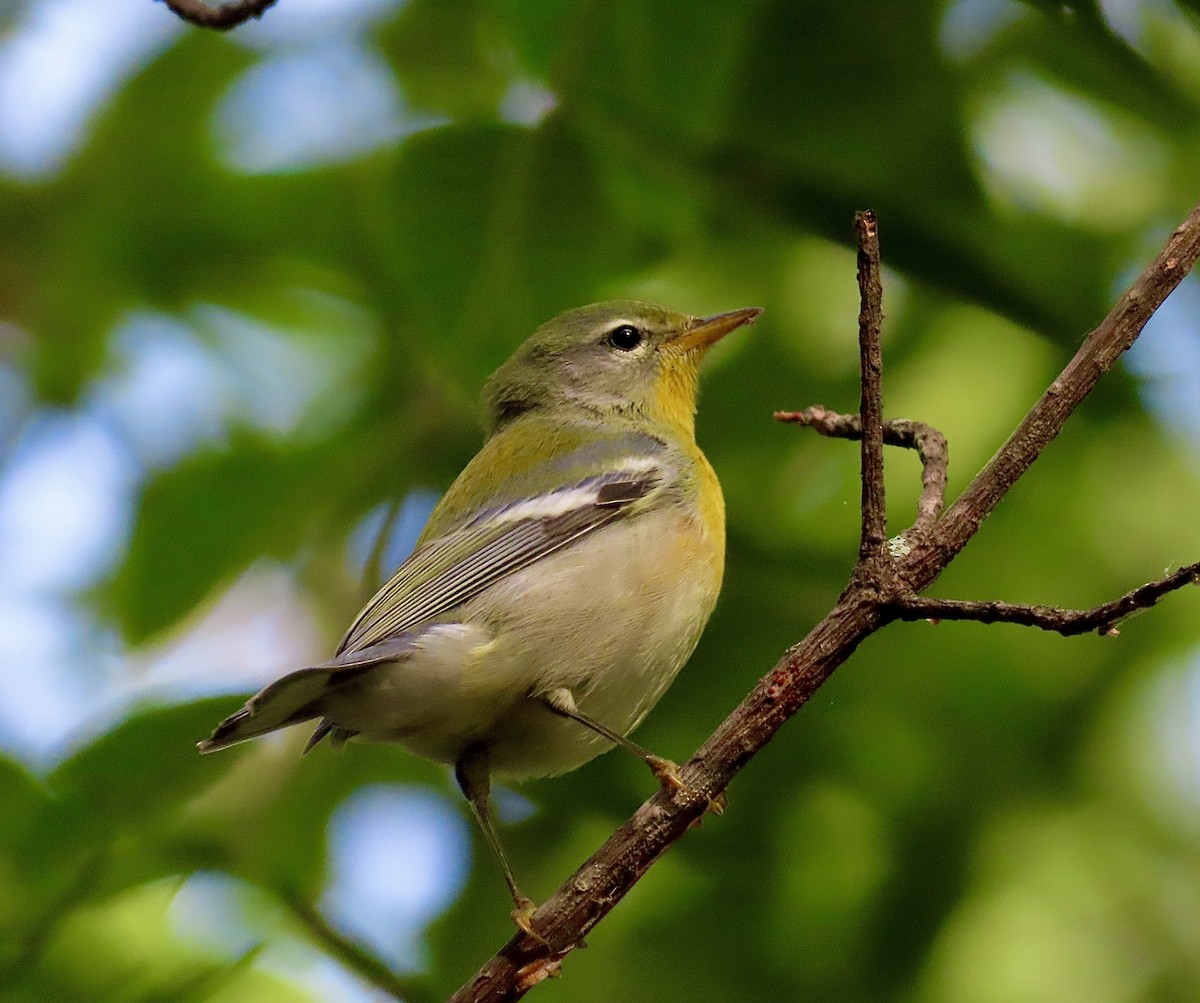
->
[[158, 0, 278, 30], [774, 407, 948, 529], [892, 562, 1200, 636], [855, 211, 887, 559]]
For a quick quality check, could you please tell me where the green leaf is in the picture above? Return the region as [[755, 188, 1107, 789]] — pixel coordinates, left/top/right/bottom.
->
[[48, 698, 243, 839], [385, 120, 660, 381], [110, 434, 347, 643], [379, 0, 512, 119]]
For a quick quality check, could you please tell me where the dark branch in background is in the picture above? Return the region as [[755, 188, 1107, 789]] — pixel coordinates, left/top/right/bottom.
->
[[774, 408, 948, 530], [277, 889, 435, 1003], [855, 210, 887, 560], [445, 201, 1200, 1003], [893, 562, 1200, 636], [158, 0, 278, 30]]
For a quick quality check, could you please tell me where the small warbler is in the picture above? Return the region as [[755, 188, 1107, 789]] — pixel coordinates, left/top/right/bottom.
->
[[199, 300, 761, 930]]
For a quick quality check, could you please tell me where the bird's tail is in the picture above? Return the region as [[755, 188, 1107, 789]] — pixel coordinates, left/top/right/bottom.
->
[[196, 637, 415, 754], [197, 667, 330, 753]]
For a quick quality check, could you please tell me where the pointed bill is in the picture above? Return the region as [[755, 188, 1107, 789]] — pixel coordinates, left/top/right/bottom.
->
[[665, 306, 763, 355]]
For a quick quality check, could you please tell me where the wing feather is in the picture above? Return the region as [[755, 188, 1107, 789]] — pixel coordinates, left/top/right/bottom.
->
[[338, 469, 661, 654]]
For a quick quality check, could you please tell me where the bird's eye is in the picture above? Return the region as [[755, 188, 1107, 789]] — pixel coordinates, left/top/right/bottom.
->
[[606, 324, 643, 352]]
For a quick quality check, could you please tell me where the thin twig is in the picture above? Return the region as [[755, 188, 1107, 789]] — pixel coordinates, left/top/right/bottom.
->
[[450, 202, 1200, 1003], [892, 562, 1200, 636], [855, 211, 887, 559], [774, 407, 948, 530], [276, 888, 433, 1003], [158, 0, 278, 30]]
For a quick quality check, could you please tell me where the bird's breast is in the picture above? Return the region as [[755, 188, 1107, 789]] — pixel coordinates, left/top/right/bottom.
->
[[464, 494, 724, 777]]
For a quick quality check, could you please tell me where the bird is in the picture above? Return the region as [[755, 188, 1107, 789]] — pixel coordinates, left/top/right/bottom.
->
[[198, 299, 762, 932]]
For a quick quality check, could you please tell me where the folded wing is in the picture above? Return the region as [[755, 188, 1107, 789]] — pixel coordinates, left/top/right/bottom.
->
[[198, 463, 663, 754], [337, 467, 662, 654]]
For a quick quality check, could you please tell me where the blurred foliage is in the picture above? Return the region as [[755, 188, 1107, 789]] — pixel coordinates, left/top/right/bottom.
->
[[2, 0, 1200, 1000]]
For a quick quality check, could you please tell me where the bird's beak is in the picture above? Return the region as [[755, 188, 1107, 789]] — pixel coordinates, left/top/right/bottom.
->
[[665, 307, 763, 355]]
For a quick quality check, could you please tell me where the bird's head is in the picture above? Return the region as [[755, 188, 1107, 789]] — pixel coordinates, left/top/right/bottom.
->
[[483, 300, 762, 437]]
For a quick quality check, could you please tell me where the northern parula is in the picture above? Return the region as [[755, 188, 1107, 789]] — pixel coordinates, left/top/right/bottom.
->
[[199, 300, 761, 929]]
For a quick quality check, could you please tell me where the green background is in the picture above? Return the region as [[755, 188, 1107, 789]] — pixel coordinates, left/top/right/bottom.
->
[[1, 0, 1200, 1000]]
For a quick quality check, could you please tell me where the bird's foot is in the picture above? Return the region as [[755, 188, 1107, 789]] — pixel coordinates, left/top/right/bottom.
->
[[646, 753, 687, 792], [687, 791, 728, 827], [511, 896, 548, 943], [645, 755, 726, 816]]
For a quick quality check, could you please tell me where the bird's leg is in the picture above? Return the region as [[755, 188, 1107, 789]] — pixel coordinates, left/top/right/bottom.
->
[[454, 747, 543, 939], [539, 688, 722, 813]]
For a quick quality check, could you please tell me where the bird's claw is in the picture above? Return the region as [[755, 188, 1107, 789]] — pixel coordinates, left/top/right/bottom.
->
[[511, 896, 548, 944], [646, 755, 726, 816], [646, 754, 689, 793], [643, 753, 724, 820]]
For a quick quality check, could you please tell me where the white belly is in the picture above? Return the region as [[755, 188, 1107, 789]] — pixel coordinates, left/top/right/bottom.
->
[[329, 504, 722, 779]]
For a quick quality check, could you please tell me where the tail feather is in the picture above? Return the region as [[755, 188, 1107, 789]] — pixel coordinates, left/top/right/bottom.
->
[[302, 718, 335, 754], [197, 707, 255, 752], [197, 666, 333, 753], [196, 636, 415, 754], [302, 719, 359, 755]]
